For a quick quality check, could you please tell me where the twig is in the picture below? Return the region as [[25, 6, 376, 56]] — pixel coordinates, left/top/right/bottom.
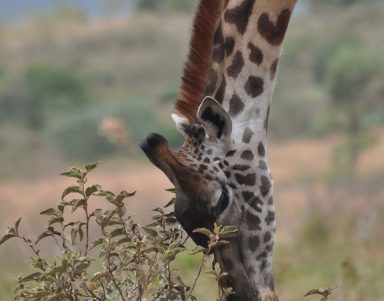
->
[[185, 255, 205, 301]]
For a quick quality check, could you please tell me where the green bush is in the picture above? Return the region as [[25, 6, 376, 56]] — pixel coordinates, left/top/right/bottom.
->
[[307, 0, 379, 8], [0, 65, 88, 129], [136, 0, 194, 12], [25, 65, 89, 128], [312, 37, 360, 84], [326, 46, 384, 106], [0, 163, 236, 300]]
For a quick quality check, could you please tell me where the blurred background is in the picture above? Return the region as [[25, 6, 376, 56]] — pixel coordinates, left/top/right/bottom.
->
[[0, 0, 383, 300]]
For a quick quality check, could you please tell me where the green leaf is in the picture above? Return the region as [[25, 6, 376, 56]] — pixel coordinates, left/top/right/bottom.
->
[[116, 237, 130, 245], [95, 190, 115, 199], [193, 228, 212, 238], [221, 225, 238, 234], [91, 272, 110, 282], [89, 238, 104, 250], [57, 204, 65, 213], [47, 227, 62, 236], [165, 188, 176, 194], [0, 234, 15, 246], [76, 260, 91, 273], [15, 217, 22, 235], [219, 225, 238, 239], [143, 227, 158, 237], [60, 167, 83, 179], [40, 208, 62, 217], [18, 272, 42, 283], [48, 217, 64, 226], [33, 290, 51, 298], [85, 162, 100, 172], [109, 228, 125, 238], [71, 228, 77, 245], [86, 185, 101, 197], [164, 198, 176, 208], [78, 225, 84, 241], [71, 199, 86, 213], [36, 232, 52, 244], [113, 190, 136, 205], [61, 186, 82, 199], [7, 227, 16, 235], [165, 217, 178, 224]]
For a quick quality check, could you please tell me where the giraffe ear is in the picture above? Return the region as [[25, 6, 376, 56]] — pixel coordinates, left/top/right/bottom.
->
[[197, 96, 232, 139], [171, 113, 190, 136]]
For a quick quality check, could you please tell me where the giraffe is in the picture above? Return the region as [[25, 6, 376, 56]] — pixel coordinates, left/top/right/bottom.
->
[[141, 0, 298, 300]]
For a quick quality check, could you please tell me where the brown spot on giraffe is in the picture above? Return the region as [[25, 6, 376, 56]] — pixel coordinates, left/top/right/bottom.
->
[[224, 37, 236, 56], [264, 232, 272, 243], [226, 150, 236, 157], [258, 160, 268, 170], [245, 211, 261, 230], [212, 46, 225, 63], [242, 127, 254, 143], [224, 0, 256, 35], [229, 93, 244, 117], [257, 9, 292, 46], [245, 76, 264, 98], [213, 22, 224, 45], [241, 150, 254, 161], [248, 236, 260, 252], [265, 210, 275, 225], [258, 142, 265, 157], [233, 164, 251, 171], [260, 176, 271, 197], [227, 51, 244, 78], [235, 173, 256, 186], [248, 42, 263, 65], [248, 195, 263, 213], [241, 191, 253, 201]]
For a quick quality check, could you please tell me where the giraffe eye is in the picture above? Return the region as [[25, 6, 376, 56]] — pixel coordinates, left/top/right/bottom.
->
[[213, 189, 229, 217]]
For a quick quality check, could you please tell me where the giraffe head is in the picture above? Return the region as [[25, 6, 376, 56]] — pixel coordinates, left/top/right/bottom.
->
[[141, 97, 241, 247]]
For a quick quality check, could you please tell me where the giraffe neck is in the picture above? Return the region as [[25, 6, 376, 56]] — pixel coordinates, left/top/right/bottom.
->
[[204, 1, 298, 300], [207, 0, 297, 145]]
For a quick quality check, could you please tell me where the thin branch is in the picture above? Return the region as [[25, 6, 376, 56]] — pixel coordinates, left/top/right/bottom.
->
[[186, 255, 205, 301]]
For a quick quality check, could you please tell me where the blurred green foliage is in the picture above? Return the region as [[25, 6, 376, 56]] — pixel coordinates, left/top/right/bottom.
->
[[25, 65, 89, 127], [315, 41, 384, 177], [137, 0, 194, 12], [46, 100, 181, 160], [307, 0, 380, 8], [0, 0, 382, 177], [0, 65, 88, 128]]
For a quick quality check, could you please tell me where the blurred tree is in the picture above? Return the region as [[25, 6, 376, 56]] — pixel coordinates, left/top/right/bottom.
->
[[0, 66, 88, 129], [46, 100, 181, 161], [136, 0, 194, 12], [321, 44, 384, 177], [313, 37, 359, 83], [24, 65, 88, 128], [307, 0, 379, 7]]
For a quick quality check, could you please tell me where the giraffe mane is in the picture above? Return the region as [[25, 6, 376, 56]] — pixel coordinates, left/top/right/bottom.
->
[[175, 0, 222, 123]]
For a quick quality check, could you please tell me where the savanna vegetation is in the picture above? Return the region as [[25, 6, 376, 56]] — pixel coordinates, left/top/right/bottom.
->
[[0, 0, 383, 300]]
